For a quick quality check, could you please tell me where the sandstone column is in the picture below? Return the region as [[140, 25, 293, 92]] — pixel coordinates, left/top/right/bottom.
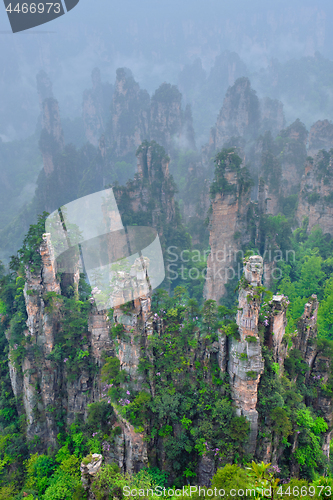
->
[[228, 255, 264, 453]]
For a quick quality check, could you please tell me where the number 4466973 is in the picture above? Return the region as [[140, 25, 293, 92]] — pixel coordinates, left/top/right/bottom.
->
[[6, 3, 61, 14], [277, 485, 331, 496]]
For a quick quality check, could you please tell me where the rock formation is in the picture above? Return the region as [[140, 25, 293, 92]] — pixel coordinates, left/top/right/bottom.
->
[[292, 296, 333, 469], [265, 295, 289, 368], [106, 71, 196, 161], [81, 453, 103, 499], [257, 294, 289, 464], [113, 409, 148, 473], [296, 150, 333, 235], [36, 70, 53, 111], [110, 68, 150, 157], [278, 119, 308, 197], [205, 149, 252, 303], [114, 140, 178, 242], [256, 120, 307, 220], [39, 98, 64, 175], [210, 77, 260, 152], [7, 231, 150, 474], [258, 295, 333, 467], [228, 255, 265, 453], [308, 119, 333, 158], [83, 68, 113, 147], [207, 51, 248, 98], [150, 83, 195, 152], [7, 234, 62, 447], [259, 97, 285, 137]]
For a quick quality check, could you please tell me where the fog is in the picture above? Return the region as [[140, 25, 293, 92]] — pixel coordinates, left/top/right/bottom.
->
[[1, 0, 333, 261], [1, 0, 333, 138]]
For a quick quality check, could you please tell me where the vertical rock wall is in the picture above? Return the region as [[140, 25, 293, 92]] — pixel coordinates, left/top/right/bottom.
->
[[205, 159, 251, 303], [228, 256, 264, 453], [296, 151, 333, 236], [40, 98, 64, 176], [210, 77, 260, 151], [308, 120, 333, 158], [83, 68, 113, 147], [110, 68, 150, 156]]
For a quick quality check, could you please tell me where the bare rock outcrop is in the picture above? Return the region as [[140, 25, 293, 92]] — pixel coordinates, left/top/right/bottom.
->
[[115, 141, 178, 241], [228, 256, 265, 453], [113, 409, 148, 473], [150, 83, 195, 152], [210, 77, 260, 151], [110, 68, 150, 157], [83, 68, 113, 147], [296, 151, 333, 235], [259, 97, 285, 137], [36, 70, 53, 111], [266, 295, 289, 368], [308, 119, 333, 158], [81, 453, 103, 500], [205, 150, 252, 303], [9, 234, 62, 447], [294, 296, 333, 461], [279, 119, 308, 197], [39, 98, 64, 175]]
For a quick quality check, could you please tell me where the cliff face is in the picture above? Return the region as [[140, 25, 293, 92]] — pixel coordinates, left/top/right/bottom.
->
[[296, 151, 333, 235], [308, 119, 333, 158], [228, 256, 264, 453], [257, 295, 289, 464], [83, 68, 113, 147], [207, 51, 248, 97], [8, 233, 149, 473], [114, 141, 177, 240], [292, 296, 333, 470], [210, 77, 260, 152], [39, 98, 64, 175], [108, 74, 196, 159], [256, 120, 308, 219], [205, 151, 252, 304], [150, 84, 196, 152], [265, 295, 289, 368], [7, 235, 62, 447], [110, 68, 150, 157], [279, 119, 308, 197], [36, 70, 53, 112], [259, 97, 285, 137]]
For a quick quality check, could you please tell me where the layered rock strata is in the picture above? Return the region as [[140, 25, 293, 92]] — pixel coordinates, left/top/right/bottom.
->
[[150, 84, 196, 151], [39, 98, 64, 175], [8, 232, 150, 473], [36, 70, 53, 111], [83, 68, 113, 147], [108, 71, 196, 159], [205, 153, 251, 303], [308, 119, 333, 158], [209, 77, 260, 152], [7, 234, 62, 446], [296, 151, 333, 235], [291, 296, 333, 471], [278, 119, 308, 197], [228, 255, 265, 453], [266, 295, 288, 368], [81, 453, 103, 500], [259, 97, 285, 137]]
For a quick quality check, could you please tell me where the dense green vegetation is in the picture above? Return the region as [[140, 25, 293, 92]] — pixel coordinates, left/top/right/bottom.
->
[[2, 57, 333, 496]]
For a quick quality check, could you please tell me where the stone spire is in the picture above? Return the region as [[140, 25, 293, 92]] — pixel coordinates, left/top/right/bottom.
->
[[228, 255, 264, 453]]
